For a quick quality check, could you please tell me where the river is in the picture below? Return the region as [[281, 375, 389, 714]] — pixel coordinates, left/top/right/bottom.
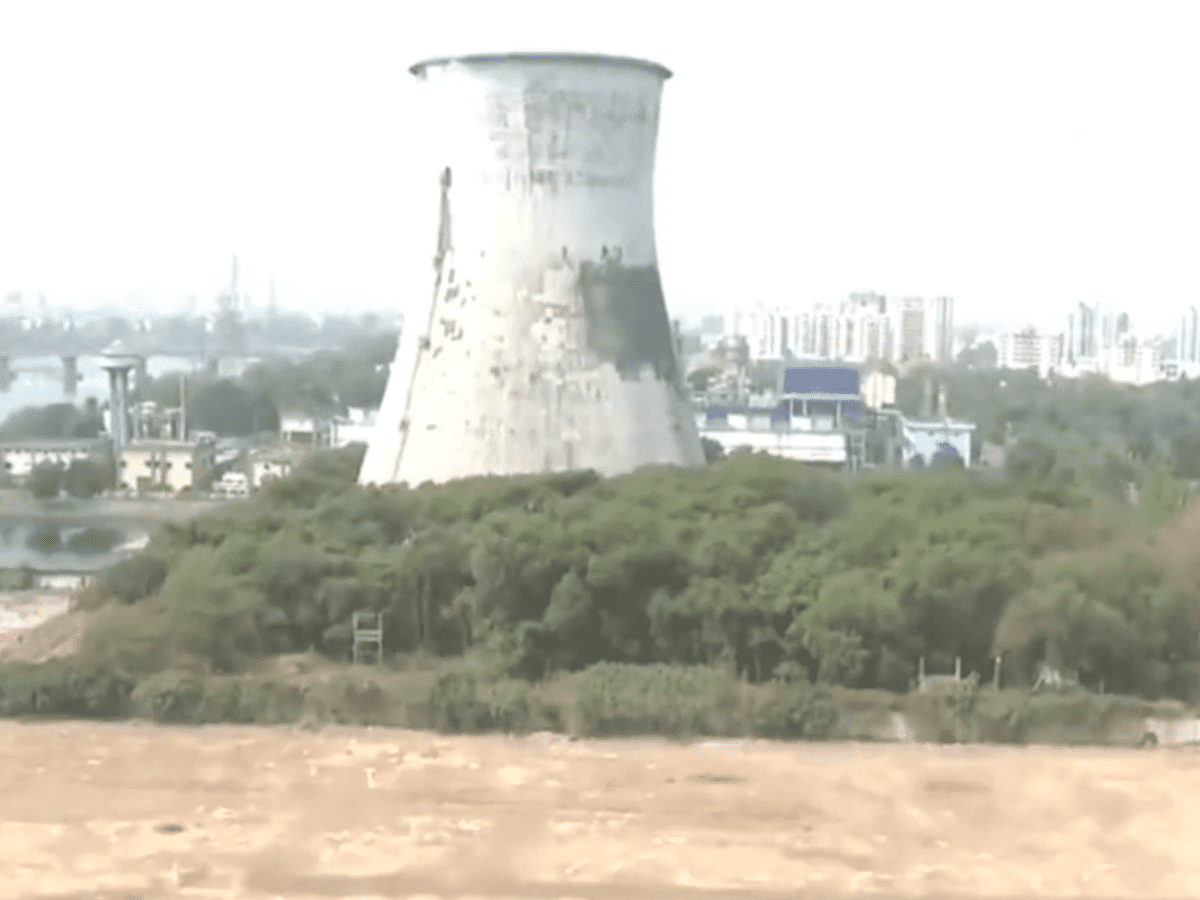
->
[[0, 353, 207, 421]]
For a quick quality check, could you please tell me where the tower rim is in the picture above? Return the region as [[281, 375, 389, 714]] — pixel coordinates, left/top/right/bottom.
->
[[409, 52, 672, 80]]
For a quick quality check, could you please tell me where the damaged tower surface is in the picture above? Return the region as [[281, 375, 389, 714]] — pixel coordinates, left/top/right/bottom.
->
[[358, 51, 705, 487]]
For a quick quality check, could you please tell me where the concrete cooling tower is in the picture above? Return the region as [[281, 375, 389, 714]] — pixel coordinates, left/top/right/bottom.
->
[[358, 51, 705, 487]]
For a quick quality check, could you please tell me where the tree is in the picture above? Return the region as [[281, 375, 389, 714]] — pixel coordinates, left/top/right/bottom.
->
[[1006, 436, 1057, 482], [930, 444, 966, 471], [27, 462, 64, 499], [1172, 430, 1200, 480], [64, 458, 108, 498], [700, 437, 725, 464], [0, 402, 103, 441]]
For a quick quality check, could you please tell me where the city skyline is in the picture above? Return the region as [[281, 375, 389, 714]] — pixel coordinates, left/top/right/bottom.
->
[[3, 2, 1199, 329]]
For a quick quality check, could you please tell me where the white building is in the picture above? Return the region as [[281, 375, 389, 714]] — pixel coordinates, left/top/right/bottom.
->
[[1179, 306, 1200, 378], [862, 370, 897, 411], [697, 366, 870, 468], [332, 407, 378, 448], [927, 296, 954, 366], [997, 326, 1067, 378], [212, 470, 250, 499], [725, 293, 960, 370], [1107, 333, 1163, 386], [250, 446, 311, 489], [1, 439, 101, 482], [280, 414, 329, 447], [120, 440, 208, 494], [899, 417, 975, 468]]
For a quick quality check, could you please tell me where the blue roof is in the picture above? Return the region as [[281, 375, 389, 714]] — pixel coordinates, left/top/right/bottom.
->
[[782, 367, 860, 395]]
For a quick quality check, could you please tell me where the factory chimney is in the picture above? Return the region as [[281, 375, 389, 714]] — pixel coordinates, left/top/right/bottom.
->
[[937, 382, 948, 419], [920, 377, 933, 419], [359, 52, 705, 487]]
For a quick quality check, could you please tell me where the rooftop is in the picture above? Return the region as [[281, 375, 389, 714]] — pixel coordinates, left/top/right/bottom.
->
[[0, 438, 103, 450], [123, 440, 200, 452], [409, 52, 672, 80]]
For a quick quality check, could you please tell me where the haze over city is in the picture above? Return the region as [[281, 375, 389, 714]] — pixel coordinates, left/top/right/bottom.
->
[[3, 1, 1199, 333]]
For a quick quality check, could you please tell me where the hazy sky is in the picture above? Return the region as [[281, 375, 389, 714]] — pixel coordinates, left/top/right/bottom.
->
[[2, 2, 1198, 334]]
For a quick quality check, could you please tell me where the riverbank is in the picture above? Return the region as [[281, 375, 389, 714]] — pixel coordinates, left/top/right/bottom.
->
[[1, 721, 1198, 899], [1, 602, 1193, 750]]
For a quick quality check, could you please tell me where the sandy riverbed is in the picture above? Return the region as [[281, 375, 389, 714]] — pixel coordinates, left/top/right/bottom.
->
[[0, 721, 1198, 899]]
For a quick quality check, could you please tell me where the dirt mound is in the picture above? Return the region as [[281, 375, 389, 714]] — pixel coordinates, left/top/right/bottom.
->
[[0, 608, 95, 664]]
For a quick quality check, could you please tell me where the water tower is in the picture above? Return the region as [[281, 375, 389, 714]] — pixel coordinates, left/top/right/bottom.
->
[[358, 52, 704, 487], [99, 340, 143, 465]]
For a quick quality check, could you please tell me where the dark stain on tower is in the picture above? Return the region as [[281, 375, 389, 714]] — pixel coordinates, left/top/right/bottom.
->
[[577, 259, 680, 390]]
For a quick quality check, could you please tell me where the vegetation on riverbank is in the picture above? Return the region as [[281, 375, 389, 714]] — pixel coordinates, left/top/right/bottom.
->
[[3, 426, 1200, 737], [83, 446, 1200, 692], [0, 652, 1187, 748]]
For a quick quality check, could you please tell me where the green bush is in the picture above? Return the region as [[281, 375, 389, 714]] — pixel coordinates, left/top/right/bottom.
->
[[26, 526, 61, 553], [430, 672, 495, 733], [67, 527, 121, 554], [27, 461, 64, 499], [131, 670, 208, 723], [64, 458, 108, 498], [76, 601, 190, 675], [99, 554, 169, 603], [0, 662, 135, 718], [574, 663, 742, 738], [750, 681, 838, 740]]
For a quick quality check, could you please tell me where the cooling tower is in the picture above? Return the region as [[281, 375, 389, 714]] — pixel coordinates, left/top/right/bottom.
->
[[358, 52, 705, 487]]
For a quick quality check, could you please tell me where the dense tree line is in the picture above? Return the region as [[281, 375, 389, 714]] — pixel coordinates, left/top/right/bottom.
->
[[0, 401, 104, 442], [136, 332, 397, 436], [26, 459, 109, 499], [81, 446, 1200, 703], [898, 367, 1200, 504]]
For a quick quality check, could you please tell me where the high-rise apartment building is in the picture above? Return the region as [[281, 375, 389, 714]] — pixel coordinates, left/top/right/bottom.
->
[[928, 296, 954, 365], [1070, 302, 1098, 361], [899, 297, 925, 364], [998, 327, 1044, 371], [1179, 306, 1199, 367]]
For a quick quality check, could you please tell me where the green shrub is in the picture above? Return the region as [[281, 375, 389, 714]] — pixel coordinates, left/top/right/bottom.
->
[[99, 554, 169, 603], [574, 663, 742, 738], [225, 678, 303, 724], [131, 670, 208, 723], [64, 458, 108, 498], [750, 681, 838, 740], [27, 461, 63, 499], [0, 662, 134, 718], [76, 601, 186, 675], [26, 526, 61, 553], [430, 672, 494, 733], [67, 527, 121, 554]]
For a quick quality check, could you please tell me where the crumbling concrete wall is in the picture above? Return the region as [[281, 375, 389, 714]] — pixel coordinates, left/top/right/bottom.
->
[[359, 54, 705, 487]]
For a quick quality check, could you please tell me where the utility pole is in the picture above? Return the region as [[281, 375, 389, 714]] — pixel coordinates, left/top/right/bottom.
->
[[180, 373, 187, 442]]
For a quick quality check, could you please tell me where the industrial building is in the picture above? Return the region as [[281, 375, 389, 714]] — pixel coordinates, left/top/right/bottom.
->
[[696, 366, 869, 469], [119, 439, 213, 494], [897, 418, 975, 469], [695, 361, 979, 471], [359, 52, 704, 487], [0, 438, 105, 483]]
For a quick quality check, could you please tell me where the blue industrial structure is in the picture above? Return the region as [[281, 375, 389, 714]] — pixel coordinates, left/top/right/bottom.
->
[[698, 364, 977, 471], [698, 366, 869, 468]]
